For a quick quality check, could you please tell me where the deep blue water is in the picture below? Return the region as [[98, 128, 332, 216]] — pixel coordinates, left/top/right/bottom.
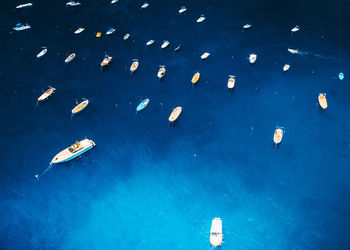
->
[[1, 0, 350, 249]]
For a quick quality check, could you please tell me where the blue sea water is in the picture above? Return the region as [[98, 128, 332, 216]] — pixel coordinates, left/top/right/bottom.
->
[[1, 0, 350, 249]]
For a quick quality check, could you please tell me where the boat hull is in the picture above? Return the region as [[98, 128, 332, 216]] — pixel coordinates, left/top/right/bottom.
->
[[51, 139, 95, 164]]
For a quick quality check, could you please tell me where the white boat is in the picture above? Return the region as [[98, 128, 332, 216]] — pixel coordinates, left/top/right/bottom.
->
[[283, 64, 290, 72], [101, 55, 113, 67], [36, 48, 47, 58], [123, 33, 130, 40], [51, 139, 95, 164], [201, 52, 210, 60], [141, 2, 149, 8], [65, 53, 76, 63], [157, 65, 166, 79], [249, 53, 257, 64], [291, 25, 300, 33], [130, 59, 139, 73], [178, 6, 187, 14], [288, 48, 298, 54], [37, 86, 56, 102], [111, 0, 118, 4], [16, 3, 32, 8], [74, 27, 85, 34], [146, 40, 154, 46], [169, 107, 182, 123], [196, 15, 206, 23], [318, 93, 328, 110], [161, 40, 169, 49], [227, 75, 235, 90], [72, 99, 89, 114], [106, 27, 116, 35], [243, 24, 252, 29], [273, 127, 284, 145], [13, 23, 31, 31], [210, 218, 223, 247], [66, 1, 81, 6]]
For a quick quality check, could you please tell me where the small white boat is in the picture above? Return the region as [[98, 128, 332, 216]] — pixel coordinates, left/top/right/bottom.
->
[[13, 23, 31, 31], [291, 25, 300, 33], [249, 53, 257, 64], [243, 24, 252, 29], [161, 40, 169, 49], [141, 2, 149, 8], [146, 40, 154, 46], [123, 33, 130, 40], [157, 65, 166, 79], [339, 73, 344, 81], [37, 86, 56, 102], [111, 0, 118, 4], [273, 127, 284, 145], [65, 53, 76, 63], [210, 218, 223, 247], [106, 27, 116, 35], [169, 107, 182, 123], [288, 48, 298, 54], [51, 139, 95, 164], [201, 52, 210, 60], [101, 54, 113, 67], [178, 6, 187, 14], [72, 99, 89, 115], [130, 59, 139, 73], [196, 15, 206, 23], [191, 72, 200, 85], [74, 27, 85, 34], [16, 3, 33, 8], [283, 64, 290, 72], [318, 93, 328, 110], [174, 45, 181, 52], [227, 75, 235, 90], [36, 48, 47, 58], [66, 1, 81, 6]]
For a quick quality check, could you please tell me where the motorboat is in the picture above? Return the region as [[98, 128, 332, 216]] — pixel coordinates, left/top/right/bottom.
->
[[65, 53, 76, 63], [249, 53, 257, 64], [72, 99, 89, 115], [273, 127, 284, 145], [174, 45, 181, 52], [157, 65, 166, 79], [191, 72, 200, 85], [161, 40, 169, 49], [210, 218, 223, 247], [196, 15, 206, 23], [169, 107, 182, 123], [201, 52, 210, 60], [136, 99, 149, 112], [96, 32, 102, 38], [74, 27, 85, 34], [291, 25, 300, 33], [283, 64, 290, 72], [37, 86, 56, 102], [106, 27, 116, 35], [66, 1, 81, 6], [318, 93, 328, 110], [16, 3, 32, 8], [288, 48, 298, 54], [130, 59, 139, 73], [36, 48, 47, 58], [339, 73, 344, 81], [178, 6, 187, 14], [146, 40, 154, 46], [123, 33, 130, 40], [13, 23, 31, 31], [101, 54, 113, 67], [141, 2, 149, 8], [111, 0, 118, 4], [227, 75, 235, 90], [51, 139, 95, 164], [243, 24, 252, 29]]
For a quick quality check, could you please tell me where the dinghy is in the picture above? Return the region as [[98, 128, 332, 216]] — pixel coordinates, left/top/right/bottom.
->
[[74, 27, 85, 34], [243, 24, 252, 29], [201, 52, 210, 60], [283, 64, 290, 72], [130, 59, 139, 73], [13, 23, 31, 31], [339, 73, 344, 81], [101, 54, 112, 67], [227, 75, 235, 90], [288, 48, 298, 54], [174, 45, 181, 52], [169, 107, 182, 123], [65, 53, 76, 63], [16, 3, 33, 8], [191, 72, 200, 85], [123, 33, 130, 40], [136, 99, 149, 112], [249, 53, 257, 64], [161, 40, 169, 49], [96, 32, 102, 38], [291, 25, 300, 33], [178, 6, 187, 14], [37, 87, 56, 102], [196, 15, 206, 23], [106, 27, 115, 35], [146, 40, 154, 46], [273, 127, 284, 145], [157, 66, 166, 79], [36, 48, 47, 58], [72, 99, 89, 115], [318, 93, 328, 110], [210, 218, 223, 247], [141, 2, 149, 9]]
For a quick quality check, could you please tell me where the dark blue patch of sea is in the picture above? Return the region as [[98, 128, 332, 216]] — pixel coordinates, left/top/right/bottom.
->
[[0, 0, 350, 249]]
